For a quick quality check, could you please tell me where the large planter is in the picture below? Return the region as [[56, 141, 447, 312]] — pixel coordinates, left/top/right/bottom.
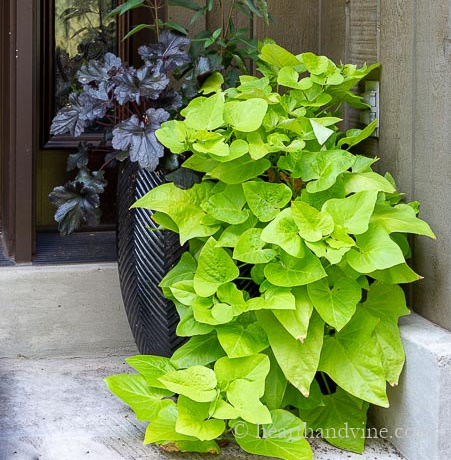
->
[[117, 160, 185, 356]]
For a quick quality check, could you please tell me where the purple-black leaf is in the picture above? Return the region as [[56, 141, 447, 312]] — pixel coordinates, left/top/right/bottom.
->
[[50, 93, 88, 137], [112, 108, 170, 170], [165, 168, 203, 189], [77, 52, 123, 84], [138, 30, 191, 72], [158, 88, 183, 112], [67, 143, 90, 171], [113, 66, 169, 105], [49, 169, 107, 235], [78, 91, 111, 122]]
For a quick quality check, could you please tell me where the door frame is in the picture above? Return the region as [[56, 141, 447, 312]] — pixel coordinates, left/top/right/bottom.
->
[[0, 0, 36, 262]]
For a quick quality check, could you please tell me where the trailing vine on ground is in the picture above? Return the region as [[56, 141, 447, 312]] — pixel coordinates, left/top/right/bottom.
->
[[105, 42, 435, 459]]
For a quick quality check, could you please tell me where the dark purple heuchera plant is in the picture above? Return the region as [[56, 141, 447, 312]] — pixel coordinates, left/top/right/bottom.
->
[[49, 0, 270, 235], [49, 31, 192, 235]]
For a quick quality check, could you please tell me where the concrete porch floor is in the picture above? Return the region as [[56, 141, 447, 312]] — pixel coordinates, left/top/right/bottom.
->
[[0, 356, 405, 460]]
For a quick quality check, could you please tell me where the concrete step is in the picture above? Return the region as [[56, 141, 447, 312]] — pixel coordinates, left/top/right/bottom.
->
[[0, 263, 137, 359], [0, 356, 405, 460]]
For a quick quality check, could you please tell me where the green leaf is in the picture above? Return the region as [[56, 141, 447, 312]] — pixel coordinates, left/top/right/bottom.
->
[[160, 252, 196, 288], [210, 399, 239, 419], [233, 228, 277, 264], [227, 379, 272, 424], [259, 44, 300, 69], [216, 214, 258, 248], [248, 131, 272, 160], [278, 151, 304, 178], [104, 374, 174, 422], [193, 132, 229, 157], [306, 240, 350, 265], [265, 249, 327, 288], [200, 72, 224, 94], [176, 396, 226, 441], [202, 184, 249, 224], [182, 153, 220, 172], [283, 380, 324, 412], [300, 150, 356, 193], [263, 351, 288, 410], [322, 190, 378, 235], [171, 333, 225, 368], [123, 23, 155, 40], [209, 155, 271, 184], [133, 182, 220, 245], [170, 280, 210, 307], [166, 440, 220, 454], [158, 366, 217, 402], [168, 0, 202, 10], [246, 284, 296, 311], [125, 355, 176, 389], [278, 66, 313, 90], [212, 139, 249, 162], [300, 387, 369, 453], [162, 21, 189, 35], [243, 181, 292, 222], [232, 409, 313, 460], [217, 283, 248, 315], [361, 283, 410, 385], [224, 99, 268, 132], [370, 203, 435, 238], [108, 0, 145, 17], [352, 155, 379, 173], [175, 302, 214, 337], [291, 201, 334, 242], [261, 208, 305, 257], [300, 52, 330, 75], [258, 310, 324, 397], [369, 263, 421, 284], [182, 93, 225, 131], [338, 119, 378, 149], [346, 225, 405, 273], [214, 354, 270, 394], [342, 172, 396, 194], [216, 321, 269, 358], [273, 286, 313, 341], [194, 238, 240, 297], [144, 405, 198, 444], [307, 277, 362, 331], [319, 309, 389, 407], [310, 120, 334, 145]]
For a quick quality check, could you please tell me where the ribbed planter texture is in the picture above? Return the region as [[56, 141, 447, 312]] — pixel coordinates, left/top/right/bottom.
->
[[117, 160, 185, 356]]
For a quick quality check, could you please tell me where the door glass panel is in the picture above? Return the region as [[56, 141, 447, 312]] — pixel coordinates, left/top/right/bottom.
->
[[36, 0, 118, 231], [54, 0, 116, 114]]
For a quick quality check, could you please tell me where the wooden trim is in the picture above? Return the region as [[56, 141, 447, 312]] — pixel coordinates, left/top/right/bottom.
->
[[0, 0, 36, 261], [14, 0, 36, 262], [0, 0, 14, 257]]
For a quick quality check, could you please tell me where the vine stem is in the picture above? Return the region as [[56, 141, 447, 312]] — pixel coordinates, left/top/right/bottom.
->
[[99, 153, 118, 172], [95, 120, 114, 127], [320, 372, 332, 395], [224, 1, 236, 39], [154, 0, 160, 40]]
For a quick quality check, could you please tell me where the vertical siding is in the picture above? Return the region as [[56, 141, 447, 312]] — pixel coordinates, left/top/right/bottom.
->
[[256, 0, 319, 54], [319, 0, 347, 63], [409, 0, 451, 330], [167, 1, 206, 36]]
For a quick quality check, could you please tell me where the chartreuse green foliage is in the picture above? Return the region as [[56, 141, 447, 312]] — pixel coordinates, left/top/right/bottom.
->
[[105, 43, 435, 459]]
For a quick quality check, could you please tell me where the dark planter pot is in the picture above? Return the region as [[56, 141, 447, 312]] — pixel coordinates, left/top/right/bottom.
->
[[117, 160, 185, 356]]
